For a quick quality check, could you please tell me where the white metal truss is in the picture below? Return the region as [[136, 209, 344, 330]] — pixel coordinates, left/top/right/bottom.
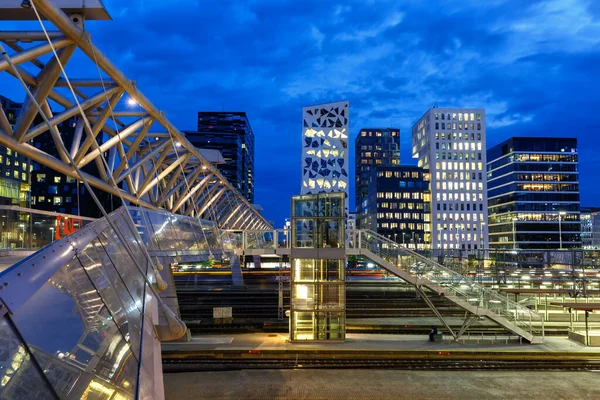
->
[[0, 0, 271, 230]]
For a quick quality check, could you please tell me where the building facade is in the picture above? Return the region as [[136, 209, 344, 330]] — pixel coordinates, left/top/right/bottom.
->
[[195, 112, 255, 203], [366, 166, 430, 249], [412, 108, 488, 251], [354, 128, 400, 228], [581, 207, 600, 249], [487, 137, 580, 249], [301, 101, 349, 206], [0, 95, 31, 207]]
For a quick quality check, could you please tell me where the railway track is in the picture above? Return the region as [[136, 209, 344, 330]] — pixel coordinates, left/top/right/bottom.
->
[[163, 357, 600, 373]]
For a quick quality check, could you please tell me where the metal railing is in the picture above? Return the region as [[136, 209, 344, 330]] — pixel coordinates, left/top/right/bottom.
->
[[349, 229, 544, 339], [0, 205, 96, 251]]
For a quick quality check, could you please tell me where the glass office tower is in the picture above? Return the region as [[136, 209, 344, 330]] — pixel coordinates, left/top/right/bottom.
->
[[487, 137, 580, 249], [290, 192, 345, 341]]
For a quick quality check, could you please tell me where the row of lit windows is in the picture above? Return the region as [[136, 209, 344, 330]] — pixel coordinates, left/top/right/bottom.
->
[[4, 170, 27, 181], [437, 233, 480, 242], [435, 223, 481, 232], [377, 192, 423, 200], [434, 112, 481, 121], [514, 153, 577, 162], [436, 192, 484, 201], [435, 122, 482, 131], [435, 161, 483, 171], [436, 212, 485, 222], [33, 195, 72, 205], [437, 141, 483, 151], [360, 130, 398, 137], [435, 172, 483, 181], [379, 222, 423, 230], [436, 152, 482, 161], [377, 212, 422, 220], [436, 181, 484, 191], [379, 202, 424, 210], [436, 243, 480, 250], [435, 132, 482, 142], [36, 174, 77, 184], [377, 170, 422, 179], [437, 203, 484, 212]]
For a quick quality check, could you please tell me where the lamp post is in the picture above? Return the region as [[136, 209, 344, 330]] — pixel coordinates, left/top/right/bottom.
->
[[512, 217, 518, 250], [480, 222, 486, 250], [19, 223, 25, 248], [559, 211, 566, 249]]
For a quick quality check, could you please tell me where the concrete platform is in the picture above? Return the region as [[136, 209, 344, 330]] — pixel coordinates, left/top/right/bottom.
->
[[162, 332, 600, 355], [164, 370, 600, 400]]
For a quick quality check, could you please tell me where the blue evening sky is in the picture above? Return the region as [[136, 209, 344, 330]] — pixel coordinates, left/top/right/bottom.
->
[[5, 0, 600, 226]]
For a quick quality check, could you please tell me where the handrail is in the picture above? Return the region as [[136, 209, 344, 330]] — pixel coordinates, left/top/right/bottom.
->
[[351, 229, 544, 339]]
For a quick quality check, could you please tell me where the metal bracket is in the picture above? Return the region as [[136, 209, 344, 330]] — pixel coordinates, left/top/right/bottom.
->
[[415, 285, 457, 340]]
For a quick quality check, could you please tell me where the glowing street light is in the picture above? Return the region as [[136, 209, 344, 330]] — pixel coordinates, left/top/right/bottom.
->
[[559, 211, 566, 249]]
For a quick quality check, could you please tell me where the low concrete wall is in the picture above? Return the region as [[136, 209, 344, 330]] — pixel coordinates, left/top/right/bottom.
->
[[568, 330, 600, 346]]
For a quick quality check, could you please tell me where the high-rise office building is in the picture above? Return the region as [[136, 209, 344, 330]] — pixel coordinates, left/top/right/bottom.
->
[[412, 108, 488, 251], [365, 166, 430, 249], [487, 137, 580, 249], [0, 95, 31, 207], [300, 101, 349, 203], [354, 128, 400, 227], [194, 112, 255, 203]]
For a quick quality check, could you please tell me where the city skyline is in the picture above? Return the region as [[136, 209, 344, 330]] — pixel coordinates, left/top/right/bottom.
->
[[0, 0, 598, 225]]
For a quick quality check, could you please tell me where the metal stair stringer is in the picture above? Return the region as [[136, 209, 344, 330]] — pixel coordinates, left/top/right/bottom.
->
[[358, 247, 538, 343]]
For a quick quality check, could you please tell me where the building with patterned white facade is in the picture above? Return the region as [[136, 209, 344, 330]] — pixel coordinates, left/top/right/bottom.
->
[[412, 108, 488, 251], [301, 101, 349, 202]]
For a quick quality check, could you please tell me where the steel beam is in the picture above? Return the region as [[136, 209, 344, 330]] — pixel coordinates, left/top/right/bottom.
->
[[191, 185, 223, 217], [14, 44, 76, 142], [23, 85, 121, 141], [0, 129, 156, 209], [113, 120, 152, 178], [0, 30, 63, 41], [0, 37, 72, 73], [115, 140, 170, 185], [172, 174, 212, 213], [139, 153, 191, 198], [78, 116, 151, 168], [73, 90, 126, 165]]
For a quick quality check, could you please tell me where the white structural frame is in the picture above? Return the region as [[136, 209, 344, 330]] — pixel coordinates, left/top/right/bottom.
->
[[0, 0, 270, 230]]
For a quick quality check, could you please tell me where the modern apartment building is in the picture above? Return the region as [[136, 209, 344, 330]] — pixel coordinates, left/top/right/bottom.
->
[[487, 137, 580, 249], [412, 107, 488, 251], [194, 112, 255, 203], [365, 166, 430, 249], [354, 128, 400, 228], [300, 101, 349, 204]]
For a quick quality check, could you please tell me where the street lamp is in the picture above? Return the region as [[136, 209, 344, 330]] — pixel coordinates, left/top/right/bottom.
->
[[19, 223, 25, 248], [480, 222, 486, 250], [559, 211, 566, 249], [512, 216, 518, 250]]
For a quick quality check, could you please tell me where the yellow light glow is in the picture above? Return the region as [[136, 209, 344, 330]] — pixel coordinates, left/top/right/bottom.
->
[[296, 285, 308, 299]]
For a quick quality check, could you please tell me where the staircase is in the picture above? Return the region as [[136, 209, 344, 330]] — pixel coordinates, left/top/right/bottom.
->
[[348, 230, 545, 343]]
